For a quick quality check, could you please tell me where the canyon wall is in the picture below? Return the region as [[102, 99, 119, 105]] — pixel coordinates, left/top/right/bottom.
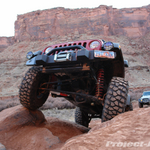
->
[[0, 5, 150, 50], [14, 5, 150, 41]]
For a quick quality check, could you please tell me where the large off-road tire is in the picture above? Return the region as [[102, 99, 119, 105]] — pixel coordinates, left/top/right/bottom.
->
[[19, 66, 50, 110], [138, 102, 143, 108], [101, 77, 128, 122], [75, 107, 90, 127]]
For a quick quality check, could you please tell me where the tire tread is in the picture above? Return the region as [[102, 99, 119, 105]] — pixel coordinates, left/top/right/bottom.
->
[[102, 77, 128, 122]]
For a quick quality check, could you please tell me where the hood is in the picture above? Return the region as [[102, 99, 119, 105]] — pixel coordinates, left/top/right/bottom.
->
[[141, 95, 150, 99]]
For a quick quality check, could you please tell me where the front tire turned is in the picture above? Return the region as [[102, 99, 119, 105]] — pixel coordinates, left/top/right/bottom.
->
[[101, 77, 128, 122], [19, 67, 50, 110]]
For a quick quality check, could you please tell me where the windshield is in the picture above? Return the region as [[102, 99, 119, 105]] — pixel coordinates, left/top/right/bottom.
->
[[143, 91, 150, 96]]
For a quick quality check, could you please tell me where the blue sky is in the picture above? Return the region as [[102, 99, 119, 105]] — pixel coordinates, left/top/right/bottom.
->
[[0, 0, 150, 36]]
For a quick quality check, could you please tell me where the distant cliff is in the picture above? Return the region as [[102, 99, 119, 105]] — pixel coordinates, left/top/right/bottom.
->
[[14, 5, 150, 41], [0, 5, 150, 51]]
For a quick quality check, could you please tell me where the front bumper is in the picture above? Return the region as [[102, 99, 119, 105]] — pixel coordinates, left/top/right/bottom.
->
[[26, 48, 116, 66], [139, 98, 150, 104]]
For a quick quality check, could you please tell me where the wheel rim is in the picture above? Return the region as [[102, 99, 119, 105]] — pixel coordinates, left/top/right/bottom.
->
[[37, 79, 49, 99]]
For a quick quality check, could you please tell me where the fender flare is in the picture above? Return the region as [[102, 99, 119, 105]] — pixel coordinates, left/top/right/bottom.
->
[[126, 94, 131, 106]]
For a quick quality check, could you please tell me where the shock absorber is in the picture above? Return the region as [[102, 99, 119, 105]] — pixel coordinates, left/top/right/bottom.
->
[[95, 69, 104, 98]]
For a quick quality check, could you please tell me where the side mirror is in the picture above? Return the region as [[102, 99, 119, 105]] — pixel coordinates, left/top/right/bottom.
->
[[124, 60, 128, 67]]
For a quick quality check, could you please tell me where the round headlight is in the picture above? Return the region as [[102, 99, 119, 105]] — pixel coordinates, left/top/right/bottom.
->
[[90, 41, 100, 49], [26, 51, 34, 60], [103, 42, 114, 51], [45, 47, 53, 54]]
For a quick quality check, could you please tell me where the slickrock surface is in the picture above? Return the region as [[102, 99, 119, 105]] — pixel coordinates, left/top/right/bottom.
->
[[0, 102, 150, 150], [62, 106, 150, 150], [0, 105, 88, 150]]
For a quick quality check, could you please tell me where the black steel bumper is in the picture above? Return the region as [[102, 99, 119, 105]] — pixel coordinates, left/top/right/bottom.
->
[[26, 45, 116, 67]]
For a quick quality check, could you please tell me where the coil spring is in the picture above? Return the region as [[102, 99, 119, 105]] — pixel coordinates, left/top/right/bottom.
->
[[95, 69, 104, 98]]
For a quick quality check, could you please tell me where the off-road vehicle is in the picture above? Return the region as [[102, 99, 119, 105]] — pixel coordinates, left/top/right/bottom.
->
[[138, 91, 150, 108], [19, 39, 132, 127]]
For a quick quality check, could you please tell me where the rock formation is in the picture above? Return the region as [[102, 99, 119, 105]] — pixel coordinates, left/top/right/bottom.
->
[[0, 37, 15, 52], [0, 102, 150, 150], [62, 104, 150, 150], [0, 5, 150, 50], [14, 5, 150, 42], [0, 105, 88, 150]]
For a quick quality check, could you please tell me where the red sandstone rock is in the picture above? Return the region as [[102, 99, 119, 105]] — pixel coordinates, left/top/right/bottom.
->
[[14, 5, 150, 41], [1, 5, 150, 53], [61, 106, 150, 150], [0, 105, 88, 150], [1, 103, 150, 150]]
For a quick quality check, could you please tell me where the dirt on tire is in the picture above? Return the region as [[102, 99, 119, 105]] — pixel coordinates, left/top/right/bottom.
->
[[19, 67, 50, 110], [102, 77, 128, 122]]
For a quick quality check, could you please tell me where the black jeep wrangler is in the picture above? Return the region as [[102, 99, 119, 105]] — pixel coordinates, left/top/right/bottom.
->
[[19, 39, 132, 127]]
